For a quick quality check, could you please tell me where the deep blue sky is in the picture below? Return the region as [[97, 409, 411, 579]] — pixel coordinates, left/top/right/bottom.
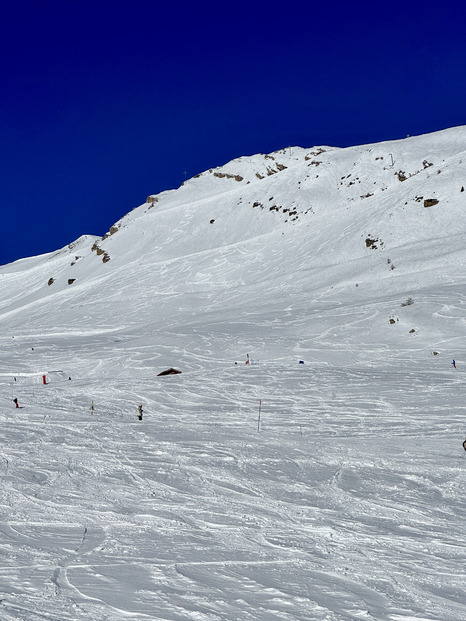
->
[[1, 1, 464, 265]]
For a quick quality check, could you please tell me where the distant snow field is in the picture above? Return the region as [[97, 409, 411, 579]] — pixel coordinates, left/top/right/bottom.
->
[[1, 127, 465, 620]]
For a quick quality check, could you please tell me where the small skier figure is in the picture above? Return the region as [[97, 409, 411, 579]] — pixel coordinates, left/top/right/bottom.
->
[[463, 439, 466, 452], [452, 359, 456, 369], [245, 353, 250, 365], [137, 404, 143, 420], [13, 398, 19, 408]]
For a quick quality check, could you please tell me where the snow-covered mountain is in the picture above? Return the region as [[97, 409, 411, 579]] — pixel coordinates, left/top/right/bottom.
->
[[0, 127, 465, 620]]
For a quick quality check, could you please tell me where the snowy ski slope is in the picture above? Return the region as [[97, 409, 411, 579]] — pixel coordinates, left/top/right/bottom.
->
[[0, 127, 465, 620]]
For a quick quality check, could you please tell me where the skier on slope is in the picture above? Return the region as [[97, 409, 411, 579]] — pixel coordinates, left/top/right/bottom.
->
[[452, 359, 456, 369], [137, 404, 143, 420]]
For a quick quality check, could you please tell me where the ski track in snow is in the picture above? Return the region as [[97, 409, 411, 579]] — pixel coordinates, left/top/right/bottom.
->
[[1, 337, 465, 621]]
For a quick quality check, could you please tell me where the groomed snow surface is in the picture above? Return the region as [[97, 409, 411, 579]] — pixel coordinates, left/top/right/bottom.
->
[[1, 127, 465, 620]]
